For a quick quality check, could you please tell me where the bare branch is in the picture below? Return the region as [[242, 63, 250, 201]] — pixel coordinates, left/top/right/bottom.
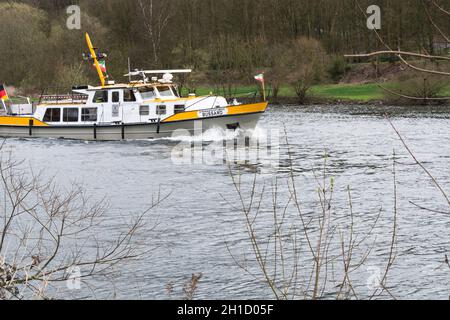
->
[[345, 51, 450, 62], [385, 114, 450, 208], [0, 143, 165, 299], [377, 83, 450, 101], [422, 0, 450, 43], [430, 0, 450, 15]]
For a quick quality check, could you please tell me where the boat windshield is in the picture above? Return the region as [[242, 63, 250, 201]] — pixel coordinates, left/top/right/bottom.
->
[[138, 86, 156, 100], [157, 86, 175, 97]]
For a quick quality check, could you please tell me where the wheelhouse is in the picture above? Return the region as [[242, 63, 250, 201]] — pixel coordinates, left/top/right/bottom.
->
[[86, 83, 180, 103], [32, 83, 213, 126], [138, 85, 180, 100]]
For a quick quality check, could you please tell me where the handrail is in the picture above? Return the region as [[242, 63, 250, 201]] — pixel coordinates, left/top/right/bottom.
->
[[38, 93, 88, 105]]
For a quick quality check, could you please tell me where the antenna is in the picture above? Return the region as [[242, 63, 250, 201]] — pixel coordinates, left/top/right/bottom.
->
[[142, 69, 192, 75], [127, 57, 131, 83], [124, 69, 192, 77]]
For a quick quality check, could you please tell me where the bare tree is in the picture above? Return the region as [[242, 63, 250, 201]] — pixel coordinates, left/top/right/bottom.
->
[[225, 131, 398, 300], [138, 0, 174, 67], [0, 144, 166, 299], [287, 37, 326, 103], [345, 0, 450, 101]]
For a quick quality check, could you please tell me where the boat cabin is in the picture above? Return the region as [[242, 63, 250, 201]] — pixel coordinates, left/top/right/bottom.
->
[[30, 83, 227, 126]]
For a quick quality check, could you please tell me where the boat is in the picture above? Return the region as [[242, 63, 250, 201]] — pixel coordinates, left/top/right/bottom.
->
[[0, 33, 268, 141]]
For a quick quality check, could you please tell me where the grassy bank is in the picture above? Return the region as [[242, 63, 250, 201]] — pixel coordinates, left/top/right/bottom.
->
[[182, 82, 450, 104], [182, 84, 387, 101], [9, 82, 450, 105], [310, 83, 386, 101]]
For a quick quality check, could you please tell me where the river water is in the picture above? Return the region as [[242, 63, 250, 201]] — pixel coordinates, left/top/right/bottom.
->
[[2, 104, 450, 300]]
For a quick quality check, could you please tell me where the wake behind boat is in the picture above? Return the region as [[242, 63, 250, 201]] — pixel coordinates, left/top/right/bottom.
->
[[0, 33, 268, 141]]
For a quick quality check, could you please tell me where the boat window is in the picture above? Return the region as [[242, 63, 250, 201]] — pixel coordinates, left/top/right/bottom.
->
[[172, 86, 180, 98], [140, 105, 150, 116], [112, 91, 120, 103], [138, 87, 156, 100], [174, 105, 185, 114], [81, 108, 97, 122], [156, 105, 166, 115], [157, 86, 174, 97], [63, 108, 79, 122], [124, 90, 136, 102], [43, 108, 61, 122], [93, 90, 108, 103]]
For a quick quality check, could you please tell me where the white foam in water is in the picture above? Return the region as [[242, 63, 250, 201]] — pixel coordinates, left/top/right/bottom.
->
[[157, 126, 261, 143], [199, 127, 242, 142], [247, 126, 269, 141]]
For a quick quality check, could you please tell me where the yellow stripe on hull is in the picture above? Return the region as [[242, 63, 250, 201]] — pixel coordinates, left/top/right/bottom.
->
[[0, 117, 49, 127], [163, 102, 268, 123]]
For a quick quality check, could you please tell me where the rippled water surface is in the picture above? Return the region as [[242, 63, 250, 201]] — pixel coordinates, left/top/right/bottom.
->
[[3, 104, 450, 300]]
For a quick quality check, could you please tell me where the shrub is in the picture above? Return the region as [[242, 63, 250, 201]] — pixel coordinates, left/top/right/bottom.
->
[[327, 57, 351, 82], [386, 72, 448, 105]]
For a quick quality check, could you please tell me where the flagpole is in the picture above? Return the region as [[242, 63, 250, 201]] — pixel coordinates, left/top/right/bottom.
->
[[262, 78, 266, 102], [254, 74, 266, 102], [1, 99, 7, 113]]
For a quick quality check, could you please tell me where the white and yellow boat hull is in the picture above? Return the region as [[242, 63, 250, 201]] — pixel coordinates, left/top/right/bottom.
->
[[0, 102, 268, 141]]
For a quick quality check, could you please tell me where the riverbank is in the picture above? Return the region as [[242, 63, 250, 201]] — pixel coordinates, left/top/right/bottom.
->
[[8, 81, 450, 106], [182, 81, 450, 105]]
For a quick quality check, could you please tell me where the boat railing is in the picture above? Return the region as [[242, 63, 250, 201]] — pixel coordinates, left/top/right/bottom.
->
[[39, 93, 88, 104]]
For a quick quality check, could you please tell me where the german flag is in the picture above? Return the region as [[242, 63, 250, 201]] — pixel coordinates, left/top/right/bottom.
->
[[0, 84, 9, 101]]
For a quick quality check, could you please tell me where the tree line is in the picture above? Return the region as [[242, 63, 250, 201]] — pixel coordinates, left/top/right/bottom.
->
[[0, 0, 449, 96]]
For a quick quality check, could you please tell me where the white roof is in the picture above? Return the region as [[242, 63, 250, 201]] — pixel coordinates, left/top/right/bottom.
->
[[124, 69, 192, 77]]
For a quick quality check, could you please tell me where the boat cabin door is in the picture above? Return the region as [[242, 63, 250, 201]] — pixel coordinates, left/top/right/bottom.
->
[[111, 90, 122, 123]]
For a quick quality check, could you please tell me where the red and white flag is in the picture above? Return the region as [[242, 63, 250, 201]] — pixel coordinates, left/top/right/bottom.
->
[[254, 73, 264, 83], [93, 60, 107, 74]]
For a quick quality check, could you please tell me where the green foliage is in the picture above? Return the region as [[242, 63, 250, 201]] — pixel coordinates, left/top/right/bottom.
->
[[53, 63, 92, 90], [327, 57, 351, 83], [378, 55, 401, 63], [1, 0, 450, 95], [0, 2, 113, 93], [183, 81, 450, 102], [310, 83, 387, 101], [387, 73, 448, 104], [0, 3, 50, 89], [286, 37, 326, 103]]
